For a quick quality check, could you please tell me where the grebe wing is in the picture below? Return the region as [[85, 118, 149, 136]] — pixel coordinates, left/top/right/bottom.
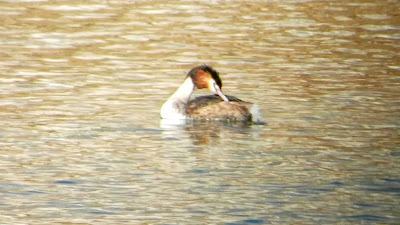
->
[[187, 95, 244, 109], [187, 96, 252, 121]]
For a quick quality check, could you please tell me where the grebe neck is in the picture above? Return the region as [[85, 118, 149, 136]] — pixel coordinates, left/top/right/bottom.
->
[[160, 77, 194, 119]]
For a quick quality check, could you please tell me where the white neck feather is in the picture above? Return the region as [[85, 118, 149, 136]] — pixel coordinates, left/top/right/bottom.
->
[[160, 77, 194, 119]]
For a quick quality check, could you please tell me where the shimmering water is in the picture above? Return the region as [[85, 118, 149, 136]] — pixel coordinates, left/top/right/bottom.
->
[[0, 0, 399, 224]]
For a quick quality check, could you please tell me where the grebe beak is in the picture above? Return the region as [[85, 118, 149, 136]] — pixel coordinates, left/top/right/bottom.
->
[[211, 82, 229, 102]]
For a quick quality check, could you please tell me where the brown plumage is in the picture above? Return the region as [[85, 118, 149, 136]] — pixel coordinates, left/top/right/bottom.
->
[[187, 95, 253, 121]]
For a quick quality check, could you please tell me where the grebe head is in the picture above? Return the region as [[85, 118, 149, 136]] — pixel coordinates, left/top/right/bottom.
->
[[186, 65, 229, 102]]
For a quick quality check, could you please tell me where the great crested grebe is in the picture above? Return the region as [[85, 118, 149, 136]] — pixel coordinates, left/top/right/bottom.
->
[[160, 65, 263, 123]]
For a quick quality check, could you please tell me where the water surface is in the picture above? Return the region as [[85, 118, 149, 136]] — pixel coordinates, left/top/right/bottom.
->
[[0, 0, 399, 224]]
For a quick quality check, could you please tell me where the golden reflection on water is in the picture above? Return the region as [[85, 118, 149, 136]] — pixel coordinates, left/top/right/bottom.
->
[[0, 0, 399, 224]]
